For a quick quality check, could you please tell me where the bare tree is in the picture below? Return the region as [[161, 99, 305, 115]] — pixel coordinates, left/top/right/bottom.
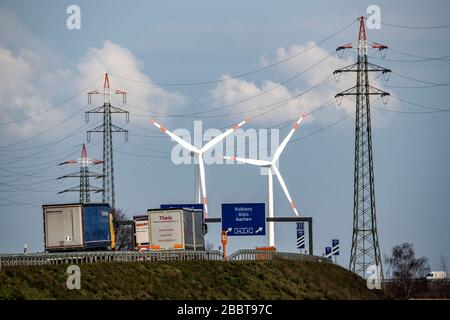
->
[[111, 208, 134, 251], [385, 243, 430, 299]]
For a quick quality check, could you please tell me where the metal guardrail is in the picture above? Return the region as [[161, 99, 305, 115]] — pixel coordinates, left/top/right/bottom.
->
[[275, 251, 330, 263], [0, 249, 327, 267], [228, 249, 275, 261], [0, 250, 223, 267], [382, 278, 450, 284], [228, 249, 329, 263]]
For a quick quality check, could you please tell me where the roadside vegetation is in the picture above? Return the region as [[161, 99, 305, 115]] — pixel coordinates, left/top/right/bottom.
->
[[0, 258, 384, 300]]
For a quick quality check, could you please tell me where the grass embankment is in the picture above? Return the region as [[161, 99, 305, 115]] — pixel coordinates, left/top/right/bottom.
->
[[0, 259, 385, 299]]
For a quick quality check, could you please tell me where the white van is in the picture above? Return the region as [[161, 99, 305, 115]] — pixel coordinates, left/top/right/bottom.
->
[[426, 271, 447, 280]]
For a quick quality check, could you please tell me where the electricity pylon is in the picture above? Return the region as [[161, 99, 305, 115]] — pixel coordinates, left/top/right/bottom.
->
[[58, 144, 104, 203], [85, 73, 129, 209], [334, 17, 391, 278]]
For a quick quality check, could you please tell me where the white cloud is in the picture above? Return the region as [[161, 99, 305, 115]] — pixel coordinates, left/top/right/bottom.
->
[[270, 42, 395, 126], [0, 8, 59, 67], [210, 74, 321, 125], [210, 41, 392, 127], [0, 37, 186, 142], [75, 40, 185, 118], [0, 46, 63, 138]]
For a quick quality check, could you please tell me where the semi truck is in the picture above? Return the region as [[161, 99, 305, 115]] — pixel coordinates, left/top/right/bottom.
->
[[133, 214, 150, 251], [147, 208, 205, 251], [43, 203, 115, 252]]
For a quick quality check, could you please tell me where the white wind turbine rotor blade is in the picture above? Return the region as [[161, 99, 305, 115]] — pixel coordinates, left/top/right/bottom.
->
[[151, 119, 200, 153], [272, 114, 305, 162], [223, 156, 271, 167], [201, 128, 233, 154], [198, 154, 208, 218], [200, 119, 248, 153], [272, 165, 299, 216]]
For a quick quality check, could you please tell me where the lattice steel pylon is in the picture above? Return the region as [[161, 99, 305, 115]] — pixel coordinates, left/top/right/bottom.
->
[[85, 73, 129, 209], [58, 144, 104, 203], [334, 17, 391, 278]]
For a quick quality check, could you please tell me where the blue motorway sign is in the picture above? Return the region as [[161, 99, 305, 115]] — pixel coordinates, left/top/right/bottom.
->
[[332, 239, 340, 256], [221, 203, 265, 236], [296, 222, 304, 235], [325, 246, 332, 258], [296, 222, 305, 249]]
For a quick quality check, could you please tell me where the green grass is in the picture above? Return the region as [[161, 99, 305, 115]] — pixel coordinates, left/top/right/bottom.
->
[[0, 258, 385, 300]]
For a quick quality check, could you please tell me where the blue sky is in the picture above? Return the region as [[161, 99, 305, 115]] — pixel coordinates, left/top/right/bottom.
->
[[0, 0, 449, 272]]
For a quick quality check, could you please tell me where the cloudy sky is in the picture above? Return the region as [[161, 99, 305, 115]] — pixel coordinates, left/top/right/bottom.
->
[[0, 0, 449, 271]]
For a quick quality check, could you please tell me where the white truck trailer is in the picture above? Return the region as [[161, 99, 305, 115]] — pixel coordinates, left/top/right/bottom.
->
[[147, 208, 205, 251]]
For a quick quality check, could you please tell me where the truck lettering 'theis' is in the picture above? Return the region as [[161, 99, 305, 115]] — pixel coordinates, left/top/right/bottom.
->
[[148, 208, 205, 251]]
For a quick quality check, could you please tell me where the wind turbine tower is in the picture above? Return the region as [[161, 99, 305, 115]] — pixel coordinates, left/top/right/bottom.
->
[[224, 114, 305, 247], [152, 119, 248, 218]]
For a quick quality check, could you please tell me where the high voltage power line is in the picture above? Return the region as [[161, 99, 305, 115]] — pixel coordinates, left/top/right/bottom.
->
[[0, 19, 356, 209], [1, 16, 450, 216], [0, 83, 446, 170], [109, 20, 358, 87], [385, 83, 450, 89], [0, 93, 341, 199], [374, 107, 450, 114], [391, 71, 450, 86], [387, 47, 450, 61], [129, 75, 334, 120], [0, 20, 357, 130], [1, 86, 446, 171], [391, 96, 450, 112], [123, 52, 336, 118], [0, 76, 102, 127], [0, 20, 447, 129], [0, 121, 98, 167], [0, 144, 81, 161], [0, 142, 103, 193], [1, 93, 447, 212], [370, 55, 450, 63], [382, 21, 450, 29], [0, 105, 92, 149], [348, 48, 450, 63]]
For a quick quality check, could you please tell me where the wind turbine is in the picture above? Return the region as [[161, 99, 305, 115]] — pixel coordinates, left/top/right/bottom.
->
[[151, 119, 248, 218], [224, 114, 305, 247]]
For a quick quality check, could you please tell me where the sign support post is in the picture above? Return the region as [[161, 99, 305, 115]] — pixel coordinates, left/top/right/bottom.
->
[[221, 231, 228, 260], [206, 216, 314, 255], [331, 239, 340, 264], [296, 222, 305, 253]]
